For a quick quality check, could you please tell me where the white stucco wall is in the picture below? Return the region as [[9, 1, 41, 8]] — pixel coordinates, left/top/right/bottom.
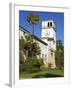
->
[[19, 30, 24, 39], [37, 40, 48, 65], [19, 27, 49, 65], [41, 28, 55, 39], [48, 41, 56, 51]]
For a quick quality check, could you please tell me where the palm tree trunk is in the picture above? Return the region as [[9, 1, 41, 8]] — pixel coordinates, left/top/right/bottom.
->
[[26, 49, 28, 60], [32, 24, 34, 35], [32, 24, 34, 58]]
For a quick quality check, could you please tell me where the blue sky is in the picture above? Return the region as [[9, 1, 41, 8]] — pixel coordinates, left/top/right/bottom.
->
[[19, 10, 64, 43]]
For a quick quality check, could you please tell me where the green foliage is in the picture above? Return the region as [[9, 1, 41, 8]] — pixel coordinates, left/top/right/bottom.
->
[[25, 34, 33, 42], [27, 13, 40, 24], [19, 34, 41, 63], [27, 13, 40, 34], [55, 40, 64, 69], [19, 51, 24, 64], [19, 64, 25, 73], [19, 38, 25, 50], [20, 35, 41, 59], [19, 58, 43, 73], [29, 42, 41, 57]]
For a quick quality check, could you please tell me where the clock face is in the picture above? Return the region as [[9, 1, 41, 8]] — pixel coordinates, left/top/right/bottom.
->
[[47, 31, 50, 35], [44, 31, 50, 36]]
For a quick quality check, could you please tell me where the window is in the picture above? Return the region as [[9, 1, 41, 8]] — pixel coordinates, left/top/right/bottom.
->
[[48, 31, 50, 35], [23, 32, 25, 34], [48, 22, 49, 27], [48, 22, 52, 27], [45, 55, 47, 60], [42, 54, 44, 59], [51, 52, 53, 56], [53, 40, 55, 44], [50, 22, 52, 27]]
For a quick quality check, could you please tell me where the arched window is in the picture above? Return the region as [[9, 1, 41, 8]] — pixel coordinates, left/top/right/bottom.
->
[[50, 22, 52, 27], [48, 22, 49, 27]]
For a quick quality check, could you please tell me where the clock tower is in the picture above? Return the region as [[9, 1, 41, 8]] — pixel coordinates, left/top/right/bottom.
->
[[41, 20, 56, 68]]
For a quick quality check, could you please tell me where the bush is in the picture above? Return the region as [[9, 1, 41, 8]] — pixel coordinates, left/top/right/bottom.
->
[[19, 58, 43, 73], [29, 58, 43, 68], [55, 40, 64, 69], [19, 51, 25, 64], [19, 64, 26, 73]]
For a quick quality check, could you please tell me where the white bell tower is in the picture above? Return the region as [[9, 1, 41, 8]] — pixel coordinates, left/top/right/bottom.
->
[[41, 20, 56, 68]]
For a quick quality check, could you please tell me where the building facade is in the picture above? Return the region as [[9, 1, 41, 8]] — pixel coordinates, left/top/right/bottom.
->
[[19, 26, 48, 65], [19, 20, 56, 68]]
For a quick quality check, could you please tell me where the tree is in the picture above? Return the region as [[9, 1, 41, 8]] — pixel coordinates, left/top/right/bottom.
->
[[19, 35, 41, 62], [26, 13, 40, 57], [55, 40, 64, 69], [27, 13, 40, 35], [24, 35, 41, 58], [19, 35, 42, 73]]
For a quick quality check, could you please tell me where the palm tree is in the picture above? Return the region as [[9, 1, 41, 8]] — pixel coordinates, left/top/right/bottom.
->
[[27, 13, 40, 35]]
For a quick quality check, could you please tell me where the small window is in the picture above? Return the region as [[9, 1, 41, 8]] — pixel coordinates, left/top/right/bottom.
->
[[51, 52, 53, 56], [48, 22, 49, 27], [23, 32, 25, 34], [53, 40, 55, 44], [50, 22, 52, 27], [42, 54, 44, 59], [45, 55, 47, 60]]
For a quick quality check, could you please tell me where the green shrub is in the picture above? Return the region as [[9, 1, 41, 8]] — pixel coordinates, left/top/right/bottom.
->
[[29, 58, 43, 68], [19, 58, 43, 73], [19, 64, 26, 73], [19, 51, 25, 64]]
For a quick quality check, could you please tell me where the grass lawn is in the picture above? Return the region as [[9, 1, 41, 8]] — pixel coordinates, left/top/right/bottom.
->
[[19, 69, 64, 79]]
